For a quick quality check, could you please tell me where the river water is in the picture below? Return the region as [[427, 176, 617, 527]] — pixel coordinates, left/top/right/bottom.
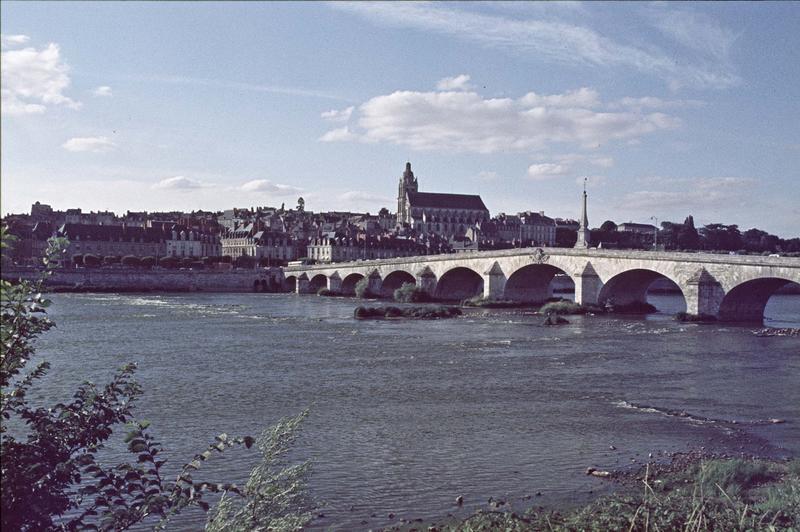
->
[[26, 293, 800, 530]]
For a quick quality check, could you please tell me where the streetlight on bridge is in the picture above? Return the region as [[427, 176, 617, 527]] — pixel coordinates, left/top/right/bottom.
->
[[650, 216, 659, 250]]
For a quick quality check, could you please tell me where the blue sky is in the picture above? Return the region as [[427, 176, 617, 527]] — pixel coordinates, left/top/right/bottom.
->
[[2, 1, 798, 236]]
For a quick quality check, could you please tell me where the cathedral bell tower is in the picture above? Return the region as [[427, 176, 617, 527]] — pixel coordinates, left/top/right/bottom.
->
[[397, 161, 418, 226]]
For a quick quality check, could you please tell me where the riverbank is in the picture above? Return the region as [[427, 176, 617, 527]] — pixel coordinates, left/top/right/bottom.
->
[[1, 267, 281, 292], [386, 453, 800, 531]]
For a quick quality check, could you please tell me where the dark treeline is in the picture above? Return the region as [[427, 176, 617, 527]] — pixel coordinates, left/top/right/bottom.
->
[[587, 216, 800, 254]]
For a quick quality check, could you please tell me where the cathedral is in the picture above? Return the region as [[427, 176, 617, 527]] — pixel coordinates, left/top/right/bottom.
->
[[396, 162, 489, 239]]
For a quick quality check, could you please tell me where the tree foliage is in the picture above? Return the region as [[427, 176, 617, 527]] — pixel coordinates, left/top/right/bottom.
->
[[121, 255, 141, 268], [83, 254, 101, 267], [1, 226, 312, 531], [676, 215, 700, 250], [599, 220, 617, 232], [354, 277, 371, 298]]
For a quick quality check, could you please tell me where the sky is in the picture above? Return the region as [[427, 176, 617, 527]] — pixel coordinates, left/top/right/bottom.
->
[[1, 1, 799, 236]]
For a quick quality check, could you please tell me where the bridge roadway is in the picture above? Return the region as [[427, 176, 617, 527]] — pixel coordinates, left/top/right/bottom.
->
[[282, 247, 800, 322]]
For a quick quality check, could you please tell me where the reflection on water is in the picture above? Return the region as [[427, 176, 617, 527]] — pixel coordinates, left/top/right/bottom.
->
[[26, 293, 800, 530]]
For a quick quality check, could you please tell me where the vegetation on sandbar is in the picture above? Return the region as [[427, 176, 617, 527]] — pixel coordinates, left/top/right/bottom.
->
[[405, 455, 800, 532], [675, 311, 718, 323], [393, 282, 432, 303], [354, 305, 462, 320]]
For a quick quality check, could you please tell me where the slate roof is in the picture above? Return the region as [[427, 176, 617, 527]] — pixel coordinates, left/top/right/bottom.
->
[[58, 223, 169, 243], [407, 192, 488, 211]]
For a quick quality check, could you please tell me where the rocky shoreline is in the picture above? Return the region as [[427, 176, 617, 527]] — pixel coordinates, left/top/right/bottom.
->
[[753, 327, 800, 337]]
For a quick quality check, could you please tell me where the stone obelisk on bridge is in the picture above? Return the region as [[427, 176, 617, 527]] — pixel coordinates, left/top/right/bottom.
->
[[574, 178, 591, 249]]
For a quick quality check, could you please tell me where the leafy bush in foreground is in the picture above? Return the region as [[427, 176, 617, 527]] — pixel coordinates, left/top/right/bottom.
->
[[0, 227, 312, 531]]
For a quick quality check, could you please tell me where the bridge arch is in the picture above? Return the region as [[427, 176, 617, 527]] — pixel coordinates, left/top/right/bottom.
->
[[284, 275, 297, 293], [309, 274, 328, 293], [341, 273, 365, 296], [597, 268, 686, 312], [381, 270, 416, 297], [504, 264, 574, 303], [718, 278, 799, 322], [435, 266, 483, 301]]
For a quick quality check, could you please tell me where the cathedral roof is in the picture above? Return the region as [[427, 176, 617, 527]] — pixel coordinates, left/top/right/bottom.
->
[[407, 191, 488, 211]]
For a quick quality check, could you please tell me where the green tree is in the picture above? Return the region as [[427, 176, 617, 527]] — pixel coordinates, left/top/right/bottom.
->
[[83, 253, 101, 267], [159, 256, 179, 269], [1, 226, 312, 531], [121, 255, 141, 268], [658, 221, 681, 250], [700, 223, 742, 251], [676, 215, 700, 250], [235, 255, 256, 269], [599, 220, 617, 232]]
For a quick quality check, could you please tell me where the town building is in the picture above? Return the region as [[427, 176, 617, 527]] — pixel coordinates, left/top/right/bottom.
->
[[220, 223, 300, 264], [489, 211, 557, 247], [618, 222, 658, 235], [306, 235, 425, 263], [56, 223, 169, 259], [165, 227, 221, 258]]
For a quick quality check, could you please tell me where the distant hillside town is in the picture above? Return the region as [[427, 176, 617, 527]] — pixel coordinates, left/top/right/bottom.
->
[[3, 162, 799, 269]]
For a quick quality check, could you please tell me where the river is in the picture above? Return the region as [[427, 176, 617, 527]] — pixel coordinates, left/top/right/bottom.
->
[[25, 292, 800, 530]]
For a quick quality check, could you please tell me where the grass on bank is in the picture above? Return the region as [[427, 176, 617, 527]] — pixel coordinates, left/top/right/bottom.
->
[[422, 457, 800, 532]]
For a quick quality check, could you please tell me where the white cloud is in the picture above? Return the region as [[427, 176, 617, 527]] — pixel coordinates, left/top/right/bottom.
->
[[333, 3, 739, 89], [338, 191, 392, 203], [324, 88, 679, 153], [620, 177, 754, 210], [92, 85, 113, 97], [436, 74, 473, 91], [152, 176, 208, 191], [527, 163, 569, 180], [649, 8, 737, 65], [476, 170, 501, 181], [520, 87, 600, 108], [554, 153, 614, 168], [611, 96, 704, 111], [319, 126, 359, 143], [1, 40, 81, 115], [239, 180, 302, 195], [321, 105, 354, 122], [62, 136, 116, 153], [590, 157, 614, 168], [577, 175, 608, 187], [1, 34, 30, 47], [137, 74, 347, 102]]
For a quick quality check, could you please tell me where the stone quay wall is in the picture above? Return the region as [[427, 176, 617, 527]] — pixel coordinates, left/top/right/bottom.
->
[[1, 268, 282, 293]]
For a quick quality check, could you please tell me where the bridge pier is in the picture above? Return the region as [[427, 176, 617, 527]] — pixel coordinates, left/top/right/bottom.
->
[[296, 273, 310, 294], [483, 262, 506, 300], [683, 268, 724, 318], [327, 271, 342, 293], [573, 263, 602, 306], [416, 266, 437, 297]]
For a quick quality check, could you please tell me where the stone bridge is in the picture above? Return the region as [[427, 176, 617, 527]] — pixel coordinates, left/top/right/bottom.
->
[[283, 248, 800, 322]]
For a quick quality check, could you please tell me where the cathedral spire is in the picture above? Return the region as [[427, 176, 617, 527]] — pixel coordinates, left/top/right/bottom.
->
[[574, 178, 590, 248]]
